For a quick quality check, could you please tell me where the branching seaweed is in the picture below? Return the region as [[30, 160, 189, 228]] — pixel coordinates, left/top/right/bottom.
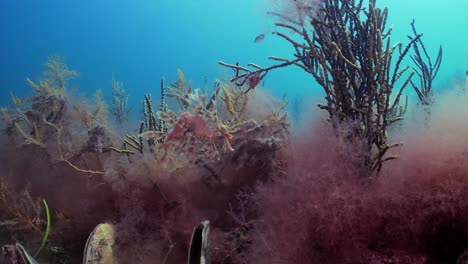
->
[[0, 180, 43, 235], [220, 0, 420, 175], [74, 90, 108, 129], [27, 55, 78, 96], [220, 83, 249, 124], [110, 74, 131, 126], [408, 19, 443, 124]]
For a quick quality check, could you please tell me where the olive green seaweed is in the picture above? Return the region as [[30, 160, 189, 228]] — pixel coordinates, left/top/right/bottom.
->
[[34, 199, 51, 258]]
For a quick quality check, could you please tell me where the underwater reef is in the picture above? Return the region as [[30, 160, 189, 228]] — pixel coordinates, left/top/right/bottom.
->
[[1, 0, 468, 263]]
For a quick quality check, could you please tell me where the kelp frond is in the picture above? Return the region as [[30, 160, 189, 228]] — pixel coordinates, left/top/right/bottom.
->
[[74, 90, 108, 129], [10, 92, 23, 108], [43, 55, 79, 91], [14, 122, 44, 148], [275, 96, 289, 117], [220, 83, 248, 122], [93, 89, 108, 126], [34, 199, 51, 258], [110, 74, 131, 125], [1, 107, 12, 124], [26, 78, 54, 96], [176, 68, 186, 92], [13, 112, 44, 147], [27, 55, 78, 96], [168, 69, 187, 95]]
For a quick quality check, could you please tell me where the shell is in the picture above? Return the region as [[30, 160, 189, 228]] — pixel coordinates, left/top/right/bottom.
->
[[83, 223, 115, 264], [188, 220, 210, 264]]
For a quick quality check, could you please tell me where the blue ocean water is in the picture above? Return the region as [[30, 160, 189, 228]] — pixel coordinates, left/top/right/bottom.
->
[[0, 0, 466, 113], [0, 2, 467, 262]]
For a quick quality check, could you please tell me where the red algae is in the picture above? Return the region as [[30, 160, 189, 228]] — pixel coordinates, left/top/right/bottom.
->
[[244, 92, 468, 263]]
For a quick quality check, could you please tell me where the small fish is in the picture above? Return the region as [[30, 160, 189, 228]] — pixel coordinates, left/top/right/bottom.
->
[[254, 33, 265, 43], [156, 110, 176, 121], [139, 130, 165, 141]]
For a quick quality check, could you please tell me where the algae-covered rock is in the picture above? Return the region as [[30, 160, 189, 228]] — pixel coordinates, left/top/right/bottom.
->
[[83, 223, 115, 264]]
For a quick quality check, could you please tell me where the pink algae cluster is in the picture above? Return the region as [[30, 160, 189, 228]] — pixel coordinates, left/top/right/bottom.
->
[[141, 111, 234, 162]]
